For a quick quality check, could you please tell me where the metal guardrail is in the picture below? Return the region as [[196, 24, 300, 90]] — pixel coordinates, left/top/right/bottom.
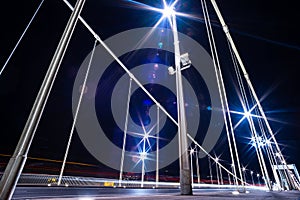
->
[[0, 173, 267, 190], [0, 173, 179, 188]]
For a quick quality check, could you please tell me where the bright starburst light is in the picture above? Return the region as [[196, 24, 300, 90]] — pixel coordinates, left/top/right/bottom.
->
[[230, 104, 263, 129], [127, 115, 164, 168], [162, 4, 174, 17], [123, 0, 203, 29]]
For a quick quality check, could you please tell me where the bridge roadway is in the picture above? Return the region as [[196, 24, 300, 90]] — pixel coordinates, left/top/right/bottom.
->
[[12, 187, 300, 200], [1, 173, 299, 199]]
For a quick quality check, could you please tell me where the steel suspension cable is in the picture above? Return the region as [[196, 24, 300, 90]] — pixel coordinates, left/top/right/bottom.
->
[[244, 88, 271, 188], [58, 40, 97, 186], [196, 148, 200, 184], [227, 39, 250, 114], [202, 0, 244, 189], [208, 155, 213, 184], [227, 38, 268, 186], [0, 0, 45, 77], [251, 89, 287, 189], [118, 78, 133, 187], [156, 106, 160, 187], [209, 0, 290, 191], [256, 107, 276, 168], [200, 0, 238, 187], [215, 159, 220, 185]]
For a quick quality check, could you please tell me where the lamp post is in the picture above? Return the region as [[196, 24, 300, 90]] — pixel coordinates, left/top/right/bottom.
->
[[133, 0, 195, 194], [257, 173, 261, 186], [169, 7, 192, 195], [190, 148, 194, 188], [231, 163, 236, 185], [242, 167, 246, 185], [208, 156, 213, 184], [195, 149, 201, 185], [139, 1, 192, 194], [219, 162, 223, 185], [250, 171, 254, 185], [228, 172, 232, 185], [215, 158, 220, 185]]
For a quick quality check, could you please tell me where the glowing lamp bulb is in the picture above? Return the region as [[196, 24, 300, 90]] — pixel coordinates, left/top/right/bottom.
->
[[140, 152, 147, 160], [163, 6, 174, 17], [244, 111, 250, 118], [144, 134, 149, 139]]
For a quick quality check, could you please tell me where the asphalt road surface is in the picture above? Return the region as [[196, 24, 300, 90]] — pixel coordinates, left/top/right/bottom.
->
[[11, 187, 300, 200]]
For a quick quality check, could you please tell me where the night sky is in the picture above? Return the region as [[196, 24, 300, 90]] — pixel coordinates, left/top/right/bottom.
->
[[0, 0, 300, 180]]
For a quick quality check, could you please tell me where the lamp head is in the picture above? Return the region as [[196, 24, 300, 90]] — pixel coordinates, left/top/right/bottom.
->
[[163, 5, 174, 17]]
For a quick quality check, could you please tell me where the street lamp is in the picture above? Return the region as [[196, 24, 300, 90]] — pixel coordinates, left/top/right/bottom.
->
[[215, 158, 220, 185], [250, 171, 254, 185], [169, 4, 192, 195], [228, 172, 232, 185], [195, 148, 201, 185], [257, 173, 261, 186], [123, 0, 192, 194], [231, 163, 236, 185], [242, 167, 246, 185], [208, 156, 213, 184], [190, 148, 194, 188], [168, 53, 191, 75], [219, 161, 223, 185]]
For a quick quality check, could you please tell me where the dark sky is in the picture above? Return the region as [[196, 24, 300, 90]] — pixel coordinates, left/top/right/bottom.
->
[[0, 0, 299, 179]]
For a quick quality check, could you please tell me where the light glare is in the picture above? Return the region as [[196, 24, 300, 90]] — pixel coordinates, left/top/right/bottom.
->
[[244, 111, 250, 118], [140, 151, 147, 160], [163, 6, 174, 17], [190, 148, 195, 154]]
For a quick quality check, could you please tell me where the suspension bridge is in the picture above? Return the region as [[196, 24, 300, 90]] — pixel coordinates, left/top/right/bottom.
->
[[0, 0, 299, 199]]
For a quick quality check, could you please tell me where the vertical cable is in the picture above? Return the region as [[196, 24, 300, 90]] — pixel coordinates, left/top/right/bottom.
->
[[201, 0, 242, 189], [208, 156, 213, 184], [119, 78, 133, 187], [196, 148, 200, 185], [155, 106, 160, 187], [190, 148, 194, 188], [58, 39, 97, 186]]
